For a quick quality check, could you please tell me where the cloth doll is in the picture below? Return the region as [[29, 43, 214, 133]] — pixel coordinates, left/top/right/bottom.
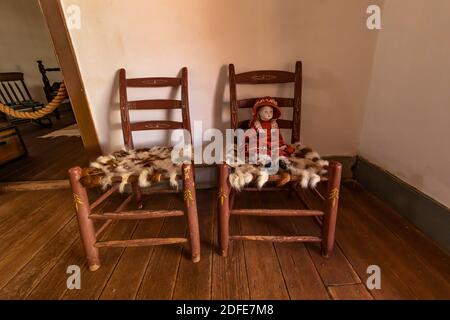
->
[[246, 96, 295, 169]]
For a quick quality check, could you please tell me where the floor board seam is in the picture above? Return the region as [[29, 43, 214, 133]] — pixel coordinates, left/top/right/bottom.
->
[[0, 200, 74, 290], [0, 219, 78, 298], [97, 220, 140, 300], [134, 217, 167, 300]]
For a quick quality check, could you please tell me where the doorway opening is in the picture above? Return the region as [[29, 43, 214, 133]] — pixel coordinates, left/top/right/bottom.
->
[[0, 0, 96, 190]]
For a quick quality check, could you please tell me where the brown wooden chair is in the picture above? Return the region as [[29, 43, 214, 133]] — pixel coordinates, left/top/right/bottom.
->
[[217, 61, 342, 257], [68, 67, 201, 271], [37, 60, 67, 119], [0, 72, 51, 126]]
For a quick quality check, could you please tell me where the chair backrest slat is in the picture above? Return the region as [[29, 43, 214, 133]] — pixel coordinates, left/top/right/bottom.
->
[[229, 61, 302, 143], [6, 82, 20, 102], [129, 120, 184, 131], [0, 86, 8, 103], [235, 70, 295, 84], [126, 77, 181, 88], [13, 82, 27, 101], [119, 68, 192, 149], [20, 80, 34, 100], [238, 97, 294, 109], [0, 72, 24, 82], [1, 82, 14, 103], [127, 99, 182, 110]]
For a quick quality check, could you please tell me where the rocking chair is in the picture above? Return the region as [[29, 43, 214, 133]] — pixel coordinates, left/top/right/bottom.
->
[[217, 61, 342, 257], [37, 60, 66, 120], [68, 67, 201, 271]]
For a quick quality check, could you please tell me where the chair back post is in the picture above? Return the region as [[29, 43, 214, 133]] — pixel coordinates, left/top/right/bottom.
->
[[37, 60, 52, 93], [292, 61, 302, 143], [180, 67, 193, 143], [228, 64, 238, 130], [119, 68, 133, 149], [21, 79, 34, 102]]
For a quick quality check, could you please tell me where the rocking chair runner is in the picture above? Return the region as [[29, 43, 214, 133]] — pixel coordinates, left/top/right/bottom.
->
[[68, 67, 201, 271], [217, 61, 342, 257]]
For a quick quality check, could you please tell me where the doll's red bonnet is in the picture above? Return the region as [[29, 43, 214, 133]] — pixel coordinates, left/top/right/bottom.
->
[[252, 96, 282, 119]]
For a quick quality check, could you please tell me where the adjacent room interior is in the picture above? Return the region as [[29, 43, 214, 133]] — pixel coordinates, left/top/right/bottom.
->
[[0, 0, 88, 183]]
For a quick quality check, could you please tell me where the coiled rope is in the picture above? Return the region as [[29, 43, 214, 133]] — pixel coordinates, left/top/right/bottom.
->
[[0, 83, 67, 119]]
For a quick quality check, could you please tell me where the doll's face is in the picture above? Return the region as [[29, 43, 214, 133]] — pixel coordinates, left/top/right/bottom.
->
[[258, 106, 273, 121]]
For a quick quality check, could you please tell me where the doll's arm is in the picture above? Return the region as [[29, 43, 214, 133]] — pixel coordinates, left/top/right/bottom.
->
[[278, 127, 295, 154]]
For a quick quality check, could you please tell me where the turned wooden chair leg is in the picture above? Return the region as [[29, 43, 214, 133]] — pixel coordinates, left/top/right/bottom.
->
[[321, 161, 342, 258], [131, 181, 143, 209], [68, 167, 101, 271], [182, 164, 201, 263], [218, 164, 231, 257]]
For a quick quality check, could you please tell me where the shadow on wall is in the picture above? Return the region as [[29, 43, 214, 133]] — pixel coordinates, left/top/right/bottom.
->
[[107, 70, 120, 151], [212, 64, 229, 133], [300, 66, 354, 154]]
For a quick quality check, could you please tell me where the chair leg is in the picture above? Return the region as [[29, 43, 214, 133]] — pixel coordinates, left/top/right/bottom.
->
[[131, 181, 143, 209], [287, 181, 295, 198], [68, 167, 101, 271], [217, 164, 231, 257], [182, 164, 201, 263], [321, 161, 342, 258]]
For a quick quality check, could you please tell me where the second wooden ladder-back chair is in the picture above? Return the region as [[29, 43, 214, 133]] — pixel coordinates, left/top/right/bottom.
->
[[217, 61, 342, 258], [68, 67, 200, 271]]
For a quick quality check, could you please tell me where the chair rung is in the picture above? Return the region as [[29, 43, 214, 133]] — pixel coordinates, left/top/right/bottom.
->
[[241, 187, 290, 192], [95, 237, 188, 248], [230, 235, 322, 242], [89, 184, 120, 211], [230, 209, 324, 217], [89, 210, 184, 220], [267, 175, 328, 182]]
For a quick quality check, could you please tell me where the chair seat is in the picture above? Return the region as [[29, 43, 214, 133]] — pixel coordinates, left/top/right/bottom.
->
[[78, 146, 191, 190]]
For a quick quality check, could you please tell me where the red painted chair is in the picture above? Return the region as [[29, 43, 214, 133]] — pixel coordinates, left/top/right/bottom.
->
[[68, 67, 200, 271], [217, 61, 342, 257]]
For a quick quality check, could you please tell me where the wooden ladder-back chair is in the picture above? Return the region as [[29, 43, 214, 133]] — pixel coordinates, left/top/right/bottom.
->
[[68, 67, 200, 271], [217, 61, 342, 258]]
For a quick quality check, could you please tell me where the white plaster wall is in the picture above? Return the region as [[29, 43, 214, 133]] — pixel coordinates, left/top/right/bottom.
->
[[359, 0, 450, 207], [61, 0, 381, 155]]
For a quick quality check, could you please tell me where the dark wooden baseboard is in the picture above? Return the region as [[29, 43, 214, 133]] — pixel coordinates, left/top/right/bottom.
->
[[324, 155, 356, 180], [353, 156, 450, 253], [0, 180, 70, 192]]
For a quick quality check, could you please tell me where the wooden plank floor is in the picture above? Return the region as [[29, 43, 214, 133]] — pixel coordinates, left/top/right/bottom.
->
[[0, 184, 449, 300], [0, 110, 88, 182]]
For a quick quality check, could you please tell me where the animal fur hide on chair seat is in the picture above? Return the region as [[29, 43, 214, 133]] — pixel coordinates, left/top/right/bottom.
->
[[79, 146, 191, 192], [227, 142, 329, 190]]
